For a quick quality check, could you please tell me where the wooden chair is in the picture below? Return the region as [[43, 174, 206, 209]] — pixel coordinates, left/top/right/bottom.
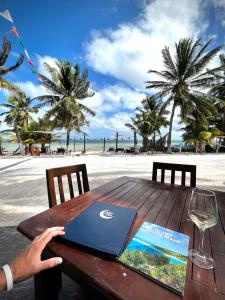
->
[[152, 162, 196, 187], [46, 164, 90, 208]]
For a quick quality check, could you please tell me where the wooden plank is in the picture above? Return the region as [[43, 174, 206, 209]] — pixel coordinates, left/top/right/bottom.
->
[[67, 174, 74, 199], [76, 172, 83, 194], [102, 182, 139, 204], [181, 171, 186, 186], [209, 191, 225, 295], [171, 170, 175, 184], [57, 176, 65, 203]]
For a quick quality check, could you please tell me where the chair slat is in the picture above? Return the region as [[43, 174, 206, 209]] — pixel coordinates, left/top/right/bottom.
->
[[82, 165, 90, 192], [67, 174, 74, 199], [58, 176, 65, 203], [76, 172, 83, 195], [161, 169, 165, 183], [181, 171, 186, 186], [171, 170, 175, 184]]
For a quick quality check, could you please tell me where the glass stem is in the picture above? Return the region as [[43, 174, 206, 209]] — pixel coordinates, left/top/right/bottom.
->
[[199, 229, 205, 256]]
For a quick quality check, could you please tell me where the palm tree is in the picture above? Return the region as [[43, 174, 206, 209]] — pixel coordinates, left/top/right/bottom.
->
[[126, 110, 152, 150], [125, 97, 168, 151], [0, 93, 39, 154], [181, 113, 221, 153], [34, 60, 95, 152], [141, 96, 169, 148], [0, 37, 23, 93], [20, 118, 58, 144], [146, 38, 223, 152], [210, 54, 225, 133]]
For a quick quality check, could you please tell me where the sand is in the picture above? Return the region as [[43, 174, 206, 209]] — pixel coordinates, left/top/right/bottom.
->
[[0, 153, 225, 226]]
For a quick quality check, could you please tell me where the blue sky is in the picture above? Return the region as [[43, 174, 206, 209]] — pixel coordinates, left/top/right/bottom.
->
[[1, 0, 225, 140]]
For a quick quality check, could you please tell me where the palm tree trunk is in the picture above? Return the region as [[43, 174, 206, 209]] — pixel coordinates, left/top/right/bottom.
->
[[222, 106, 225, 133], [167, 101, 176, 153], [143, 136, 149, 151], [195, 141, 198, 154], [0, 138, 2, 155], [134, 131, 138, 153], [15, 127, 24, 155]]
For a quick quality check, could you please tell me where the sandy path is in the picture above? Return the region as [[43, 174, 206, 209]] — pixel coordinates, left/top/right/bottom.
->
[[0, 153, 224, 226]]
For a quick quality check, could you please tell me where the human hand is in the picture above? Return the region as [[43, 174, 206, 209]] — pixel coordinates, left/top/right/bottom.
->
[[9, 226, 65, 283]]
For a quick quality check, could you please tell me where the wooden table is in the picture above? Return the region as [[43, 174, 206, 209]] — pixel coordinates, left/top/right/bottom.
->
[[18, 176, 225, 300]]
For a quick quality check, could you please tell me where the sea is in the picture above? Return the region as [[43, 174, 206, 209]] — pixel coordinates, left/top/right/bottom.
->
[[126, 238, 186, 266], [1, 139, 183, 153]]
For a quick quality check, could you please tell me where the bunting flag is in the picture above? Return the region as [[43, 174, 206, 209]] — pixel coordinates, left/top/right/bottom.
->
[[0, 7, 46, 87], [11, 26, 19, 37], [0, 9, 13, 23], [28, 60, 35, 67], [24, 49, 31, 60]]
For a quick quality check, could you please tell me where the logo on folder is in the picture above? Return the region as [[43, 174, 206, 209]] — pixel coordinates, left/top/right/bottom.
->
[[99, 210, 114, 219]]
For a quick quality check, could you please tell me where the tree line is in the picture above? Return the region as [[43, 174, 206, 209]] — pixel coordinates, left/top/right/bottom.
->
[[0, 36, 225, 154]]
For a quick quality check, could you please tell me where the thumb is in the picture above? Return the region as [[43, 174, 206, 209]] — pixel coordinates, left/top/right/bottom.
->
[[40, 257, 63, 271]]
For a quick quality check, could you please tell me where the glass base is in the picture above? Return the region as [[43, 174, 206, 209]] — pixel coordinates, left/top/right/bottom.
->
[[188, 249, 215, 269]]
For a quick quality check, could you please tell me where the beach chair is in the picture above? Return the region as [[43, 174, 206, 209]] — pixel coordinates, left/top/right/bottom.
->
[[152, 162, 196, 187], [46, 164, 90, 207]]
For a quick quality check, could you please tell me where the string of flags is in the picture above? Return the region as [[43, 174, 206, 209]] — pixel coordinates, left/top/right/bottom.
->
[[0, 7, 46, 86]]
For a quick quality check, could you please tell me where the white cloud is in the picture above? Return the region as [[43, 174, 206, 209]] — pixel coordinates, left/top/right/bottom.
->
[[36, 55, 58, 78], [84, 111, 132, 132], [15, 81, 48, 98], [85, 0, 207, 90], [82, 84, 146, 113]]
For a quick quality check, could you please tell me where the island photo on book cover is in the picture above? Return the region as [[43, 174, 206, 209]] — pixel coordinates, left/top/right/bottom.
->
[[119, 222, 190, 295]]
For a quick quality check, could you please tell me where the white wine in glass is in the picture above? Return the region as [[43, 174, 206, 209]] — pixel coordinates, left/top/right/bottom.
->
[[188, 188, 218, 269]]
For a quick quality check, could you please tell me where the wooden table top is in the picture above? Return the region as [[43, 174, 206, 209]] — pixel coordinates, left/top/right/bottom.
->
[[18, 176, 225, 300]]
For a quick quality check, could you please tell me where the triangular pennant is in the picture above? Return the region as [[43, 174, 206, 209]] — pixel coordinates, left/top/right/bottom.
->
[[18, 39, 25, 49], [28, 60, 34, 67], [0, 10, 13, 23], [32, 69, 37, 75], [24, 49, 31, 61], [11, 26, 20, 37]]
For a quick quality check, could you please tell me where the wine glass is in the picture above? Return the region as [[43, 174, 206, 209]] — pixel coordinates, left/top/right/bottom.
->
[[188, 188, 218, 269]]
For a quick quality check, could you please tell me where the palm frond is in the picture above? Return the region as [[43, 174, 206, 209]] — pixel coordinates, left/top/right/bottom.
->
[[0, 54, 23, 76], [0, 78, 23, 94], [0, 37, 11, 67]]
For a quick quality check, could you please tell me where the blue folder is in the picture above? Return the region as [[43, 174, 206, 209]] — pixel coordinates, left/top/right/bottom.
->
[[61, 201, 137, 257]]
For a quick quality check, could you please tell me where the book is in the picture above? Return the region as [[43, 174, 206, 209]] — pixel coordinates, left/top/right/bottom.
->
[[60, 202, 137, 257], [119, 222, 189, 295]]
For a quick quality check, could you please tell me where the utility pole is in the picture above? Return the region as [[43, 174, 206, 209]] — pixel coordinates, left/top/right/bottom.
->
[[83, 133, 86, 153], [116, 132, 118, 153], [103, 138, 106, 152]]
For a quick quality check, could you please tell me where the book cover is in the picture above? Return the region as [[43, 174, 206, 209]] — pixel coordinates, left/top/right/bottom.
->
[[60, 202, 137, 257], [119, 222, 189, 295]]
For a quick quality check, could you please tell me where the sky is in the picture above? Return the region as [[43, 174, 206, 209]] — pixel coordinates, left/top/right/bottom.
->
[[1, 0, 225, 140]]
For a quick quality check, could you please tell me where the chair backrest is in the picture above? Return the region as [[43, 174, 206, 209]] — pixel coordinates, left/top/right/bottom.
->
[[152, 162, 196, 187], [46, 164, 90, 208]]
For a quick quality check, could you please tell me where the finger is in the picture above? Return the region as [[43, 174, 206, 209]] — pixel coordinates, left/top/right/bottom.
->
[[40, 257, 63, 271], [35, 227, 64, 241], [38, 230, 65, 250]]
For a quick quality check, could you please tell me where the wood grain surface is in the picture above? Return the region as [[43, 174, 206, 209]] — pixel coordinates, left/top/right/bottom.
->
[[18, 176, 225, 300]]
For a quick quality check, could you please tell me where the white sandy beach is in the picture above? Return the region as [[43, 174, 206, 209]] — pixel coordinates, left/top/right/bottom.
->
[[0, 153, 225, 227]]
